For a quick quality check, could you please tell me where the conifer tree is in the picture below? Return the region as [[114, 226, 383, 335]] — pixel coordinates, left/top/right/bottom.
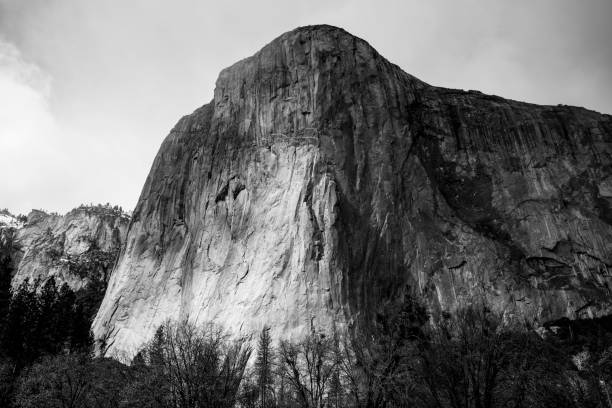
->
[[3, 280, 38, 367], [37, 277, 59, 355], [56, 283, 76, 350], [148, 325, 166, 367], [69, 302, 93, 352], [0, 254, 13, 350], [326, 339, 344, 408], [255, 326, 274, 408]]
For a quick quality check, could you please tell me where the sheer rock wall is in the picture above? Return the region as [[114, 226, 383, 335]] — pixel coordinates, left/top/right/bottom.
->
[[93, 25, 612, 357]]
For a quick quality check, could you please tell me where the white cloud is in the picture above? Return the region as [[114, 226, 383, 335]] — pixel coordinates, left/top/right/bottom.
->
[[0, 40, 72, 215], [0, 41, 53, 146], [0, 1, 609, 215]]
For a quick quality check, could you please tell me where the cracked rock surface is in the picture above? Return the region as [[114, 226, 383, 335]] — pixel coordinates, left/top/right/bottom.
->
[[92, 25, 612, 358], [2, 208, 129, 291]]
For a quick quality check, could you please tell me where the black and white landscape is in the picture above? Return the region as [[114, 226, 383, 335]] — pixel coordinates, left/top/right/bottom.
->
[[1, 2, 612, 407]]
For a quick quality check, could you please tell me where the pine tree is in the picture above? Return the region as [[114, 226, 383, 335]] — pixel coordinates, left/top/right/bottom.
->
[[56, 283, 76, 351], [69, 302, 93, 352], [327, 340, 343, 408], [37, 277, 59, 355], [255, 326, 274, 408], [148, 325, 166, 367], [3, 280, 38, 367], [0, 254, 13, 352]]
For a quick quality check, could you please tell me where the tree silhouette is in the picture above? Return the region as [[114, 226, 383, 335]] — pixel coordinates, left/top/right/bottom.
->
[[255, 326, 274, 408]]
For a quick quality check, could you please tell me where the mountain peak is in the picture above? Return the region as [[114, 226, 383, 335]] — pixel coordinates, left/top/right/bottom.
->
[[94, 27, 612, 358], [211, 24, 426, 147]]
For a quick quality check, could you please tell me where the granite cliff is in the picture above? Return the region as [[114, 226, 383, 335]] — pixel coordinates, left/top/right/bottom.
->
[[93, 25, 612, 357], [0, 206, 129, 291]]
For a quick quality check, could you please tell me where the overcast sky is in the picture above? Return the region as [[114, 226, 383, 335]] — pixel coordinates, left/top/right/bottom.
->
[[0, 0, 611, 215]]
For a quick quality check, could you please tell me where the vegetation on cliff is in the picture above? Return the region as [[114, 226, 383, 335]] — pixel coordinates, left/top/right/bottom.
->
[[2, 288, 612, 407]]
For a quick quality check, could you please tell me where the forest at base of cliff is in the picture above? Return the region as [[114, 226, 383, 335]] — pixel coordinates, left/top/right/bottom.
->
[[1, 249, 612, 408]]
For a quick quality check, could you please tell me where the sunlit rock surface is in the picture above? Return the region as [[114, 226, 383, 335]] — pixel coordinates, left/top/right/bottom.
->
[[93, 25, 612, 358], [1, 207, 129, 290]]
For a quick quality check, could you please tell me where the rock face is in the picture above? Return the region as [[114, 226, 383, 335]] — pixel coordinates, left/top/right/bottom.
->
[[93, 25, 612, 358], [1, 206, 129, 291]]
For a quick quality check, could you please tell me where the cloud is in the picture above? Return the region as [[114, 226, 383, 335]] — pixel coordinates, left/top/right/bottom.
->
[[0, 40, 53, 145], [0, 38, 146, 216], [0, 40, 67, 214], [0, 1, 610, 215]]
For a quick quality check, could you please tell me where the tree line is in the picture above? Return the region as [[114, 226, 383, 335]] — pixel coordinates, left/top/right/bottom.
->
[[1, 265, 612, 407], [0, 255, 103, 407]]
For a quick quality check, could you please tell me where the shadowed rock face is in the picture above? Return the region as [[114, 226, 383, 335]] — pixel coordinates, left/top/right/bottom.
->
[[93, 25, 612, 358], [1, 207, 129, 291]]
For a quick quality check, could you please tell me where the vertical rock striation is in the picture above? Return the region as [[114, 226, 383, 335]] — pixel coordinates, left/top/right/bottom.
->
[[93, 25, 612, 357]]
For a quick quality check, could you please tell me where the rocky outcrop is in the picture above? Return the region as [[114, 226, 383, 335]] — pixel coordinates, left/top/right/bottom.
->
[[1, 206, 129, 291], [93, 25, 612, 358]]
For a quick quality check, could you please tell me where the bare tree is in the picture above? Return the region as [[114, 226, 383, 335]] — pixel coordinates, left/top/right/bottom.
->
[[336, 294, 427, 408], [277, 332, 338, 408], [238, 376, 259, 408], [255, 326, 274, 408], [138, 320, 251, 408], [15, 353, 93, 408], [337, 329, 421, 408], [415, 306, 575, 408]]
